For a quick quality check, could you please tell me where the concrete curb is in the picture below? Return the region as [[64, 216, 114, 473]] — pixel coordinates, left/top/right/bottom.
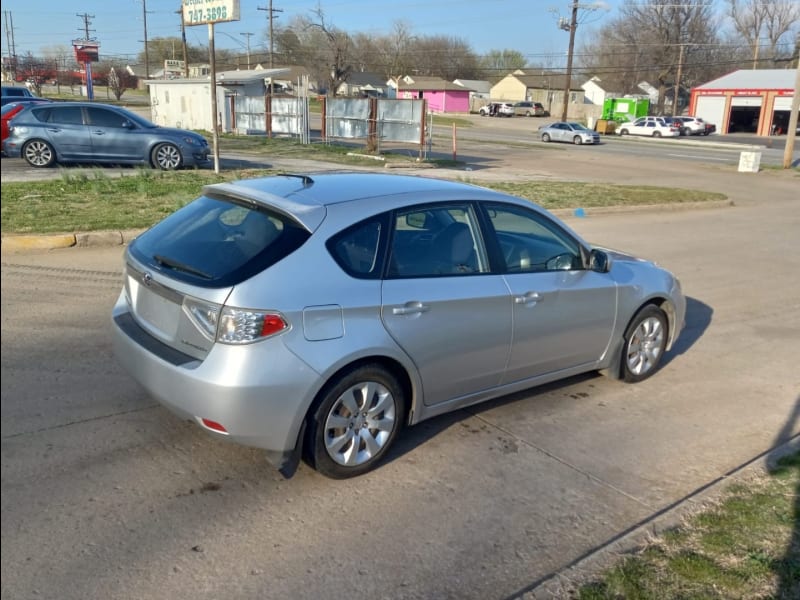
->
[[1, 229, 145, 252], [518, 437, 800, 599]]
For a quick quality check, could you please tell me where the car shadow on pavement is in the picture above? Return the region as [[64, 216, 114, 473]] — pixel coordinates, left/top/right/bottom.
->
[[661, 295, 712, 367]]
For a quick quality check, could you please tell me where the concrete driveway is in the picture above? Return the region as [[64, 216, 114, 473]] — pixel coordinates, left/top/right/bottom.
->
[[1, 152, 798, 600]]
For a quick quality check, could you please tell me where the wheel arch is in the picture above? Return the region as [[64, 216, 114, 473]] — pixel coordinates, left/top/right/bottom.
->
[[304, 354, 415, 437], [21, 137, 59, 165], [601, 297, 676, 380], [149, 141, 183, 169]]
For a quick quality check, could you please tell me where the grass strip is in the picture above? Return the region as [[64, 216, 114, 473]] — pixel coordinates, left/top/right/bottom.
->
[[578, 451, 799, 600]]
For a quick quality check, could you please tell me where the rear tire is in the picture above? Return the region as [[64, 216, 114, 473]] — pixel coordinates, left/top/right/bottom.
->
[[22, 139, 55, 168], [621, 306, 668, 383], [652, 131, 662, 138], [306, 364, 405, 479]]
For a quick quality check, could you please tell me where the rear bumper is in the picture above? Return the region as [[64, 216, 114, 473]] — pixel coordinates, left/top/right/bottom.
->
[[111, 293, 319, 456]]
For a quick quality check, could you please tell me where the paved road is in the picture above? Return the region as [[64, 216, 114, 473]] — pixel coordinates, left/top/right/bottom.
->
[[1, 152, 798, 600]]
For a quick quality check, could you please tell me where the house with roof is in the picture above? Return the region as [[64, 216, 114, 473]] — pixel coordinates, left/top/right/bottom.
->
[[581, 76, 619, 105], [336, 72, 387, 97], [453, 78, 492, 111], [689, 69, 796, 136], [490, 71, 585, 118], [390, 75, 473, 113]]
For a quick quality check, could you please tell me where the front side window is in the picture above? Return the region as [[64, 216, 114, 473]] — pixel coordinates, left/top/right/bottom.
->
[[87, 107, 128, 128], [387, 204, 487, 278], [484, 204, 582, 273]]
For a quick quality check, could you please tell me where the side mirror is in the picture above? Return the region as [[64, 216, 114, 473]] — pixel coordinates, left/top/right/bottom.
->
[[590, 249, 611, 273], [122, 120, 134, 129]]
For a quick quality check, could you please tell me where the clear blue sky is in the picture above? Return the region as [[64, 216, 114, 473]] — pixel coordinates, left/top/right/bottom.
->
[[1, 0, 625, 67]]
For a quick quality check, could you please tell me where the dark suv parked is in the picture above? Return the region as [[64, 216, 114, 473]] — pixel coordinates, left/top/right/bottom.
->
[[1, 86, 35, 98]]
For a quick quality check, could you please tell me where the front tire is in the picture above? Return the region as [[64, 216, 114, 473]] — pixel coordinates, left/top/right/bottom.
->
[[621, 306, 668, 383], [151, 143, 182, 170], [620, 128, 629, 135], [542, 133, 551, 142], [573, 135, 583, 145], [306, 364, 405, 479], [22, 139, 56, 168]]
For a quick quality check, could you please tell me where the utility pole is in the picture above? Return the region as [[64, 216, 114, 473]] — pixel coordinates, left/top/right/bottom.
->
[[240, 32, 254, 69], [672, 43, 685, 116], [76, 12, 95, 41], [258, 1, 282, 69], [4, 11, 17, 81], [175, 6, 189, 78], [560, 0, 578, 122], [782, 64, 799, 169], [141, 0, 150, 79]]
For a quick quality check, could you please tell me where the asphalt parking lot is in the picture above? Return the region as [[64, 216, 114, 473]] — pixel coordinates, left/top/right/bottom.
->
[[1, 148, 798, 600]]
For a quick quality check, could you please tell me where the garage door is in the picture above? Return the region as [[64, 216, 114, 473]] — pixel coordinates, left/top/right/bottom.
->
[[695, 96, 726, 133], [731, 96, 762, 107], [773, 96, 793, 110]]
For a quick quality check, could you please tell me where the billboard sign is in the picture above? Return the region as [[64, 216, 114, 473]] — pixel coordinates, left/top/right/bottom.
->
[[73, 41, 99, 63], [183, 0, 240, 26]]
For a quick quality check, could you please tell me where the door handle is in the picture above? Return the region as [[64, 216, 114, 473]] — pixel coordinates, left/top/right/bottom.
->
[[46, 128, 61, 133], [392, 302, 430, 316], [92, 130, 105, 135], [514, 291, 541, 305]]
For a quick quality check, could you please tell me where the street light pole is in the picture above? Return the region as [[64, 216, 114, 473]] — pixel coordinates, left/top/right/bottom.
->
[[561, 0, 578, 122]]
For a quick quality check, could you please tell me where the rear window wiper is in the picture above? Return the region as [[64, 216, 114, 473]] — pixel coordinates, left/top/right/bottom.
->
[[154, 254, 213, 280]]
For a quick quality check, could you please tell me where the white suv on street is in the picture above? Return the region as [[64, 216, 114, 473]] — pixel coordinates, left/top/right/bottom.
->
[[617, 117, 680, 138]]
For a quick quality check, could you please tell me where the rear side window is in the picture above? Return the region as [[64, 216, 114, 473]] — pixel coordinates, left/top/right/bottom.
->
[[33, 106, 84, 125], [327, 218, 385, 279], [128, 196, 310, 288]]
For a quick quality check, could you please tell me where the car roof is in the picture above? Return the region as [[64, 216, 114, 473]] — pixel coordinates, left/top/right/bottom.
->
[[203, 172, 522, 232]]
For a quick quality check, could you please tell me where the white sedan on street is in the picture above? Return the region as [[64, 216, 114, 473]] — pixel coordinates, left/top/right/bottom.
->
[[617, 117, 680, 138]]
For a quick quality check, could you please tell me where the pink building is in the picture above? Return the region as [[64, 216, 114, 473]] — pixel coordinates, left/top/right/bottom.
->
[[395, 76, 472, 114]]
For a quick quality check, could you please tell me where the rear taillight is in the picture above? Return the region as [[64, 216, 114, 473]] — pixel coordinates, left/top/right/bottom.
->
[[218, 307, 288, 344], [183, 297, 288, 344]]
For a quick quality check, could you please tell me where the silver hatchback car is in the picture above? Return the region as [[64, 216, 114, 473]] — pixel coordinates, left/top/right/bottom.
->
[[112, 173, 685, 479]]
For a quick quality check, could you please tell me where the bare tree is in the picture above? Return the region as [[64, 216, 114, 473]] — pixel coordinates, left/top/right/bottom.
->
[[306, 7, 353, 96], [479, 49, 528, 79], [578, 0, 717, 114], [728, 0, 800, 67]]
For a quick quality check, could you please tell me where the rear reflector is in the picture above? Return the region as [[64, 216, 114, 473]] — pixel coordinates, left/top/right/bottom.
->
[[201, 418, 228, 434]]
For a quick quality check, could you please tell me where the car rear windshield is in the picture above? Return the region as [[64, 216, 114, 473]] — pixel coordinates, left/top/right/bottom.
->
[[128, 196, 311, 288]]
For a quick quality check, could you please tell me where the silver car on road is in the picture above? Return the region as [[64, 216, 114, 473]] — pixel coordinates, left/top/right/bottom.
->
[[540, 121, 601, 145], [112, 173, 685, 478]]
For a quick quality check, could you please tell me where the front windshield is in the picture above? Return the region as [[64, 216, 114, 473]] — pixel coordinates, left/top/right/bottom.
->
[[568, 122, 590, 131]]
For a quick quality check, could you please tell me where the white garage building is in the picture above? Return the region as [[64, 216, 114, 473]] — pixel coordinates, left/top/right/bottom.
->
[[689, 69, 796, 136]]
